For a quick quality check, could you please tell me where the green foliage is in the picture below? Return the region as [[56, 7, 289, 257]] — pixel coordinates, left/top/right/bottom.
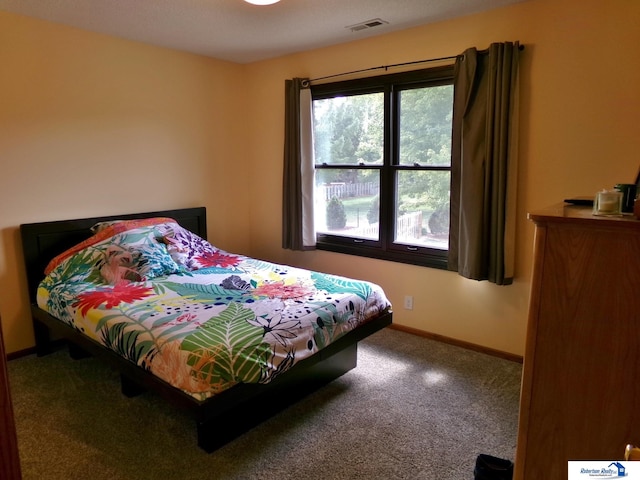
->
[[100, 322, 156, 366], [154, 281, 245, 303], [397, 170, 451, 214], [180, 303, 269, 384], [428, 202, 450, 235], [367, 195, 379, 225], [326, 196, 347, 230], [398, 86, 453, 167], [311, 271, 372, 300], [313, 94, 383, 166]]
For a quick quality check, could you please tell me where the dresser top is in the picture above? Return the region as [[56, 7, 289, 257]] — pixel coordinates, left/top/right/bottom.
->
[[528, 204, 640, 230]]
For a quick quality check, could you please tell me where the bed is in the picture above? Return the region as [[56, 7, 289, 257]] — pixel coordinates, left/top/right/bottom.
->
[[20, 207, 392, 452]]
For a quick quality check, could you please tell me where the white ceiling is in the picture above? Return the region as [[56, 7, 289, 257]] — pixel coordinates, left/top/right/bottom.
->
[[0, 0, 526, 64]]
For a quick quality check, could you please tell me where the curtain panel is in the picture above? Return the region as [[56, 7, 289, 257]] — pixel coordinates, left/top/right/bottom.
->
[[282, 78, 315, 251], [449, 42, 520, 285]]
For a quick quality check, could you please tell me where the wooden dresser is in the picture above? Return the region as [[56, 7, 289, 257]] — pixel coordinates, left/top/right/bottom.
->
[[515, 205, 640, 479], [1, 315, 22, 480]]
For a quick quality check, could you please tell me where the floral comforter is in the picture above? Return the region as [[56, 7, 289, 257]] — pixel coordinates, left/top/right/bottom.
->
[[37, 218, 391, 400]]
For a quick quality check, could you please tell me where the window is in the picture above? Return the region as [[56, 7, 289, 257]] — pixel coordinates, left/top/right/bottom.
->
[[311, 66, 454, 269]]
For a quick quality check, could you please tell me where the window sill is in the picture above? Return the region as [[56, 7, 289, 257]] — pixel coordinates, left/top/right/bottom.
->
[[316, 242, 449, 270]]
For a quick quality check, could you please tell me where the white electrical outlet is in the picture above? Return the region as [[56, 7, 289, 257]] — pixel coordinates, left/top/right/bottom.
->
[[404, 295, 413, 310]]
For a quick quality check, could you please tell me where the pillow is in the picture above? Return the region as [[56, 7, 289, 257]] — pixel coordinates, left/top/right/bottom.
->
[[99, 244, 142, 284], [104, 224, 186, 282], [45, 217, 179, 275], [45, 219, 186, 285], [89, 218, 201, 275], [156, 222, 219, 270], [130, 241, 183, 280], [96, 231, 185, 284]]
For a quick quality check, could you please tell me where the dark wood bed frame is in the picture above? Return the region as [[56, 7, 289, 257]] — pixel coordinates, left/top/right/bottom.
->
[[20, 207, 392, 452]]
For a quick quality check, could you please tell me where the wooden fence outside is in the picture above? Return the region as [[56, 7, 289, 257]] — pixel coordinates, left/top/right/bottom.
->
[[319, 182, 379, 200], [349, 211, 423, 240]]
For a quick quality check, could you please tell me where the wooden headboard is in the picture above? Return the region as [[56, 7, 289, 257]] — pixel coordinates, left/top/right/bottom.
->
[[20, 207, 207, 305]]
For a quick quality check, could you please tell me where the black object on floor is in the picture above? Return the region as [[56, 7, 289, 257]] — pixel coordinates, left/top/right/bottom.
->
[[474, 454, 514, 480]]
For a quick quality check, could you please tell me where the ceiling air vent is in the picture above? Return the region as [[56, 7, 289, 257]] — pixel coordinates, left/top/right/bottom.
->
[[347, 18, 389, 33]]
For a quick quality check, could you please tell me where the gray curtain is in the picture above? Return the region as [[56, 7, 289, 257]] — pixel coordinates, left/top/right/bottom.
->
[[282, 78, 314, 250], [449, 42, 520, 285], [282, 78, 303, 250]]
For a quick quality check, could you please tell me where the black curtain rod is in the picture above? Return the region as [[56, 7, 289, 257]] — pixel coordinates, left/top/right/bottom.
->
[[303, 44, 524, 86], [302, 54, 457, 86]]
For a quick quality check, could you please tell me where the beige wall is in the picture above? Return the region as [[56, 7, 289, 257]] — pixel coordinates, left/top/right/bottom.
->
[[1, 0, 639, 356], [0, 11, 251, 353]]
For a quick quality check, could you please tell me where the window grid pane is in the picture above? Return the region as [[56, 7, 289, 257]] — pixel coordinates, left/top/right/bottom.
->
[[395, 170, 450, 250], [315, 170, 380, 240], [313, 93, 384, 166], [398, 85, 453, 167]]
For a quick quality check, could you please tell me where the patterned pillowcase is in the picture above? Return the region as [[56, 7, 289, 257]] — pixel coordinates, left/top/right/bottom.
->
[[98, 228, 185, 284], [45, 217, 176, 276], [44, 218, 189, 285], [156, 222, 218, 270], [132, 242, 183, 280]]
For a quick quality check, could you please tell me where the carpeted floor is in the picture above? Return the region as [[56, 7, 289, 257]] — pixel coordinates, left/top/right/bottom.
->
[[7, 328, 522, 480]]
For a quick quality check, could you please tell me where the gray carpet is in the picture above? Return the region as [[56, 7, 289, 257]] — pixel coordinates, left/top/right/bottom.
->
[[7, 328, 522, 480]]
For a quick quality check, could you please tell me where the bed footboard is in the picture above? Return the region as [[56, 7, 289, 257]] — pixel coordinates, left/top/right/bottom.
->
[[195, 343, 358, 453]]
